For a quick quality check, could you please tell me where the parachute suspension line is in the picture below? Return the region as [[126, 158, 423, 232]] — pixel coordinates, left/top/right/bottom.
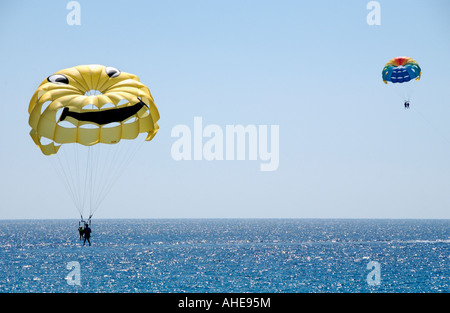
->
[[74, 134, 142, 219], [90, 142, 110, 214], [93, 135, 146, 212], [69, 145, 79, 212], [73, 143, 85, 217], [48, 132, 147, 219], [93, 142, 121, 213], [49, 152, 78, 212], [47, 144, 85, 217], [389, 80, 418, 103], [89, 139, 109, 217], [86, 99, 98, 219], [90, 143, 100, 218], [87, 145, 95, 219], [69, 126, 82, 216], [90, 141, 104, 218], [82, 144, 90, 217], [75, 143, 86, 217]]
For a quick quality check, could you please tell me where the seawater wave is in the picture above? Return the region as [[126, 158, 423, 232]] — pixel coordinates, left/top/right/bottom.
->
[[0, 219, 448, 293]]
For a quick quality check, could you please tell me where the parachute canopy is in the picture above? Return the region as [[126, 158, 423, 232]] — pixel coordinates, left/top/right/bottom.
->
[[28, 64, 160, 156], [28, 65, 160, 220], [382, 56, 421, 84]]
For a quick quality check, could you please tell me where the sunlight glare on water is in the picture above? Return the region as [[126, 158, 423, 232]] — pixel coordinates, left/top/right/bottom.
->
[[0, 219, 448, 293]]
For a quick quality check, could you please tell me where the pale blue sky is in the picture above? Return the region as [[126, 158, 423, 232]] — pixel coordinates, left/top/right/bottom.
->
[[1, 0, 450, 219]]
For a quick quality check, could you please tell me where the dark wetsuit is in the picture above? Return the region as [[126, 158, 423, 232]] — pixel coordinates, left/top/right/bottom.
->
[[83, 226, 92, 246]]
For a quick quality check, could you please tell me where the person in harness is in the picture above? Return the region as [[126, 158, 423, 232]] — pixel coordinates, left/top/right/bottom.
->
[[83, 222, 92, 246], [78, 216, 92, 244], [78, 225, 84, 240]]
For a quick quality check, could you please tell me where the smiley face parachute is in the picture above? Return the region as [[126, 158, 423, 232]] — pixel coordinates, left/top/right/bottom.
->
[[28, 64, 160, 221], [382, 56, 421, 106]]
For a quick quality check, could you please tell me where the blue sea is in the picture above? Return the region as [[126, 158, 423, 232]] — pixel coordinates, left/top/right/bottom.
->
[[0, 219, 448, 293]]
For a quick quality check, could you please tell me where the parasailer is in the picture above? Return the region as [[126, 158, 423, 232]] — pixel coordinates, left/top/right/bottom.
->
[[78, 225, 84, 240], [28, 65, 160, 241], [83, 223, 92, 246], [382, 56, 421, 108]]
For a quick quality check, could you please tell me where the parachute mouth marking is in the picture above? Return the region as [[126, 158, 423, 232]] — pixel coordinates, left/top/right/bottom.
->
[[59, 98, 149, 125]]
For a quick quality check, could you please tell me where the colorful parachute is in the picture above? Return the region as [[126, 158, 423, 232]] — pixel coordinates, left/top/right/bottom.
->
[[382, 57, 421, 105], [382, 56, 421, 84], [28, 65, 160, 220]]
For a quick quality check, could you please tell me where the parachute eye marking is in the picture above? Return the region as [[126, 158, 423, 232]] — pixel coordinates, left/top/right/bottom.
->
[[105, 66, 121, 78], [47, 74, 69, 84]]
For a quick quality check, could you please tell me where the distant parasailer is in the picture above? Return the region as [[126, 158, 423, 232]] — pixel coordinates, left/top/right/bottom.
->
[[382, 56, 421, 108]]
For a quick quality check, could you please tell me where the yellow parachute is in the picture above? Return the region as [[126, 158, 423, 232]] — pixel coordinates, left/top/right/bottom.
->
[[29, 64, 159, 155], [28, 65, 160, 220]]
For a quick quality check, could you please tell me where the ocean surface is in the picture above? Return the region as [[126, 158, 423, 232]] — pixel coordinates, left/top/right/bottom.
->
[[0, 219, 448, 293]]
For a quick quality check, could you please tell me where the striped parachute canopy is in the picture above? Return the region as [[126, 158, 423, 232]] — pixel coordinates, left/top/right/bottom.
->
[[382, 56, 421, 84]]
